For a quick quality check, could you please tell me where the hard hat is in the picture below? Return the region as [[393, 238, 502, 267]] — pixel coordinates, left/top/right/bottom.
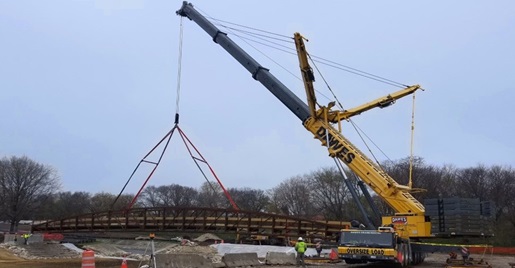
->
[[298, 237, 303, 241]]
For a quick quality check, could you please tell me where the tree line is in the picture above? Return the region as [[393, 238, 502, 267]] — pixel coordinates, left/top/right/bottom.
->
[[1, 155, 514, 244]]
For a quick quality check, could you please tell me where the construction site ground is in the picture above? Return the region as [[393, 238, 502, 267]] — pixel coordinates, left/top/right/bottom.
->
[[0, 239, 514, 268]]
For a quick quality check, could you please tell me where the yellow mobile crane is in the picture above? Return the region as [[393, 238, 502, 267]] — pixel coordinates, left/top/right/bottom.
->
[[293, 33, 426, 266], [177, 2, 435, 266]]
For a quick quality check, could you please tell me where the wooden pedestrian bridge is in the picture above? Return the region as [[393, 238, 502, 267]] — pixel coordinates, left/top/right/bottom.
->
[[32, 207, 350, 242]]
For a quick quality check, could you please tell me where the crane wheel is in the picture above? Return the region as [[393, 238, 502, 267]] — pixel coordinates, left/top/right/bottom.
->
[[402, 244, 409, 267]]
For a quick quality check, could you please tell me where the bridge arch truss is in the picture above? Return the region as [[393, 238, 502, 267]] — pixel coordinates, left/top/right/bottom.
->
[[33, 207, 350, 241]]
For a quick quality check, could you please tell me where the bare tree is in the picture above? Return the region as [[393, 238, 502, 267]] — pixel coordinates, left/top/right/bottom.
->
[[196, 181, 227, 208], [454, 165, 490, 200], [0, 156, 60, 232], [308, 167, 349, 220], [507, 198, 515, 228], [268, 175, 315, 217], [484, 165, 515, 220], [52, 191, 92, 218], [228, 187, 269, 212], [90, 192, 134, 212], [382, 157, 459, 200], [140, 185, 161, 207], [141, 184, 198, 207], [163, 184, 197, 207], [31, 193, 57, 220], [90, 192, 115, 213], [29, 191, 92, 220], [435, 164, 460, 198]]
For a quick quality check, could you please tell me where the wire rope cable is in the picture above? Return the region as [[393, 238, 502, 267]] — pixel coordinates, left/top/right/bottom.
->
[[192, 12, 414, 170], [408, 92, 416, 188], [308, 51, 389, 170], [215, 24, 293, 43], [203, 12, 410, 90], [175, 16, 184, 119], [196, 9, 303, 85], [200, 11, 292, 40], [311, 55, 408, 88]]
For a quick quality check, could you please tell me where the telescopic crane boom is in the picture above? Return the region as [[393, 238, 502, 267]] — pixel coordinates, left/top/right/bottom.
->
[[177, 1, 430, 239]]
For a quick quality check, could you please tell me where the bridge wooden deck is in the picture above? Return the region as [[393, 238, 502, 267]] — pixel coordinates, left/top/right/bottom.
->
[[32, 207, 350, 241]]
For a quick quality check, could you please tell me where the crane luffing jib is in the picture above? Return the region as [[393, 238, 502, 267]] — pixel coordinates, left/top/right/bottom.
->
[[176, 2, 425, 216], [336, 85, 421, 121], [294, 34, 422, 122], [293, 32, 317, 117]]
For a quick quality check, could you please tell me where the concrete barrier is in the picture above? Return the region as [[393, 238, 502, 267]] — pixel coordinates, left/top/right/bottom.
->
[[222, 252, 261, 267], [265, 252, 296, 265], [155, 253, 213, 268]]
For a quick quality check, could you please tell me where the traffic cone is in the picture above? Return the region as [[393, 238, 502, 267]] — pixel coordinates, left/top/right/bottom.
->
[[81, 249, 95, 268], [329, 248, 338, 260], [120, 256, 128, 268]]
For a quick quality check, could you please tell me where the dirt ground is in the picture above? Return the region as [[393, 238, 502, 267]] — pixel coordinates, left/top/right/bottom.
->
[[0, 243, 514, 268], [412, 252, 514, 267], [0, 247, 149, 268]]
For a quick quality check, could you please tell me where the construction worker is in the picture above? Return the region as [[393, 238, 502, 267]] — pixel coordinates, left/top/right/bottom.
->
[[315, 241, 322, 257], [295, 237, 307, 267], [22, 233, 31, 245]]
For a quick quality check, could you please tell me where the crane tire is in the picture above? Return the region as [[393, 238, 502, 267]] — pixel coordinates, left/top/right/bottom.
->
[[403, 244, 409, 267]]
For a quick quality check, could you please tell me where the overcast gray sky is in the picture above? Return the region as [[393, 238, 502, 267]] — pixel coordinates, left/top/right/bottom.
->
[[1, 1, 514, 194]]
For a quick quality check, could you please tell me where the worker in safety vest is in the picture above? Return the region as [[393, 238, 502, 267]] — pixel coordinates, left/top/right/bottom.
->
[[22, 233, 32, 245], [295, 237, 307, 267]]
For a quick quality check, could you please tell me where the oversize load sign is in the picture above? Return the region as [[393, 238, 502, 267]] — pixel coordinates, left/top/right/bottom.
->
[[346, 248, 385, 255]]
